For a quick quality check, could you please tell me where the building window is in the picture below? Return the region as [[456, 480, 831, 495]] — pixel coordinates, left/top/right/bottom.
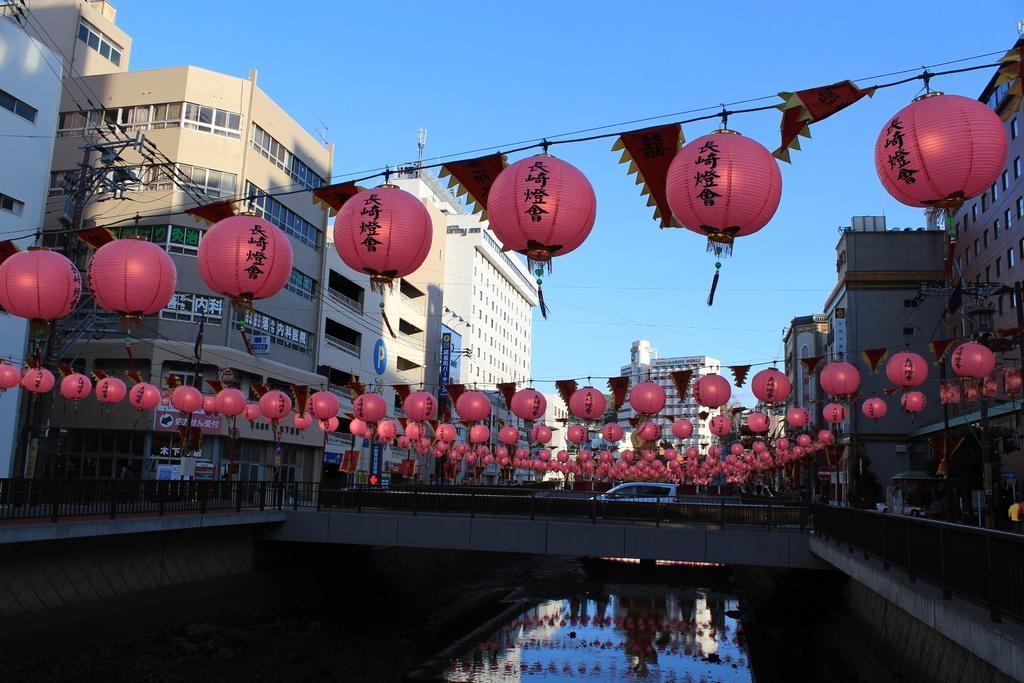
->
[[986, 265, 991, 281], [983, 231, 989, 249], [993, 184, 999, 202], [1016, 157, 1022, 179], [1019, 196, 1024, 220], [997, 257, 1002, 277], [113, 224, 205, 255], [78, 19, 122, 66], [1014, 117, 1020, 140], [177, 164, 237, 198], [160, 292, 224, 323], [250, 124, 323, 190], [58, 102, 239, 139], [1010, 248, 1016, 269], [0, 87, 37, 124], [183, 103, 241, 138], [995, 220, 1001, 239], [0, 192, 24, 216], [245, 182, 321, 250], [982, 193, 989, 212], [285, 268, 317, 300], [1003, 170, 1010, 191], [1008, 208, 1014, 230]]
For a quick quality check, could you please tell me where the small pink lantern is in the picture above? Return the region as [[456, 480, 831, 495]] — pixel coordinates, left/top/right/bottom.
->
[[746, 412, 770, 433], [693, 375, 731, 409], [498, 425, 519, 445], [796, 434, 812, 448], [900, 391, 927, 414], [96, 376, 126, 404], [750, 368, 791, 404], [243, 402, 262, 422], [875, 93, 1007, 210], [951, 342, 996, 380], [319, 416, 340, 432], [671, 419, 694, 440], [862, 397, 887, 421], [88, 238, 176, 323], [634, 421, 660, 442], [215, 388, 247, 417], [60, 373, 92, 401], [349, 418, 368, 436], [776, 438, 790, 451], [377, 419, 398, 442], [397, 435, 410, 449], [820, 361, 861, 397], [309, 390, 340, 421], [435, 423, 457, 442], [0, 249, 81, 328], [601, 423, 624, 443], [487, 154, 597, 269], [510, 388, 547, 421], [569, 386, 607, 421], [259, 390, 292, 422], [129, 382, 161, 411], [567, 424, 589, 444], [333, 186, 433, 293], [823, 402, 847, 425], [353, 393, 387, 423], [709, 415, 731, 437], [198, 215, 293, 307], [172, 385, 203, 414], [0, 364, 21, 390], [405, 423, 423, 441], [202, 395, 218, 414], [293, 413, 312, 430], [886, 352, 928, 388], [403, 390, 437, 422], [455, 391, 491, 422], [817, 429, 834, 445], [785, 407, 810, 429], [531, 424, 552, 445], [629, 381, 666, 414], [469, 424, 490, 443]]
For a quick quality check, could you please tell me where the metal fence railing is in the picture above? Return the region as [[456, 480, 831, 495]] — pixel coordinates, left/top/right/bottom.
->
[[813, 504, 1024, 624]]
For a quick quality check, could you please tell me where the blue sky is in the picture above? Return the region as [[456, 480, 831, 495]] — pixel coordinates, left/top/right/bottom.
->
[[121, 0, 1020, 393]]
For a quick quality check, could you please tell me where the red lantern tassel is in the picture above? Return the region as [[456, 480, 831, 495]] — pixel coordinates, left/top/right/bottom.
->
[[537, 284, 549, 319], [707, 269, 720, 306], [381, 309, 397, 339]]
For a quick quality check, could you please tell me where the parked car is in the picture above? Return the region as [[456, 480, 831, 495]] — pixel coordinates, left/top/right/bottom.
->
[[917, 499, 948, 520], [594, 483, 681, 503]]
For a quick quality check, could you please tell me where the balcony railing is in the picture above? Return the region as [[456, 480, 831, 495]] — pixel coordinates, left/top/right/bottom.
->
[[325, 334, 360, 357], [327, 289, 362, 314]]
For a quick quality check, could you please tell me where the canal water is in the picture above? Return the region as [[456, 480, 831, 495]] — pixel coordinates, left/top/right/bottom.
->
[[444, 584, 751, 682]]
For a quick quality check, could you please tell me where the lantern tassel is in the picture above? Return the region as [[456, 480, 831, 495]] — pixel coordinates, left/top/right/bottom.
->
[[381, 309, 397, 339], [707, 269, 720, 306], [537, 284, 549, 319]]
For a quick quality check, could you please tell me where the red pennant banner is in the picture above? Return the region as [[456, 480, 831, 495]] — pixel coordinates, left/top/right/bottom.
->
[[76, 227, 116, 249], [774, 81, 876, 162], [125, 370, 144, 386], [57, 363, 74, 378], [446, 383, 467, 407], [163, 372, 179, 389], [185, 200, 236, 226], [728, 365, 751, 388], [800, 356, 825, 376], [929, 339, 956, 365], [939, 381, 961, 405], [206, 379, 224, 394], [347, 378, 365, 398], [669, 370, 693, 403], [0, 240, 20, 266], [250, 383, 269, 398], [339, 451, 359, 473], [393, 384, 411, 405], [607, 377, 629, 409], [495, 382, 517, 410], [612, 124, 684, 227], [994, 45, 1024, 120], [555, 380, 578, 411], [883, 387, 900, 396], [861, 348, 889, 374], [291, 385, 309, 416], [311, 182, 361, 214], [439, 153, 507, 218], [997, 327, 1024, 338]]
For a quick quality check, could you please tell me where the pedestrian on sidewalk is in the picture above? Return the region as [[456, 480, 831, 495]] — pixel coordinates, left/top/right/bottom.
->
[[1009, 499, 1021, 533]]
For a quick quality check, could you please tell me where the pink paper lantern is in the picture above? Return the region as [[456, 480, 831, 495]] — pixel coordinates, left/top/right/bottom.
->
[[950, 342, 995, 380], [886, 352, 928, 388], [567, 424, 589, 444], [469, 424, 490, 443], [403, 390, 437, 422], [817, 429, 834, 444], [0, 249, 81, 326], [21, 368, 54, 394], [671, 419, 694, 440], [569, 386, 607, 421], [309, 390, 340, 421], [60, 373, 92, 401], [531, 424, 552, 445], [406, 423, 423, 441], [202, 395, 218, 414], [128, 382, 161, 411], [487, 155, 597, 267], [353, 393, 387, 423], [820, 361, 861, 396], [197, 215, 293, 306], [397, 435, 410, 449], [377, 419, 398, 442], [635, 421, 660, 442], [901, 391, 927, 414], [796, 434, 812, 448], [823, 402, 847, 425], [666, 131, 782, 249], [435, 423, 457, 442], [510, 388, 546, 421], [289, 412, 310, 430], [629, 381, 666, 414], [455, 391, 491, 422], [215, 388, 247, 417], [171, 385, 202, 414], [243, 402, 261, 421], [259, 390, 292, 422], [785, 407, 810, 429], [334, 186, 433, 292], [750, 368, 791, 404], [601, 423, 624, 443], [746, 412, 770, 433], [349, 417, 368, 436], [709, 415, 731, 437], [319, 416, 339, 432], [862, 397, 887, 421], [87, 238, 176, 321], [498, 425, 519, 445], [96, 377, 126, 404], [693, 374, 731, 409], [0, 364, 20, 390], [874, 93, 1007, 210]]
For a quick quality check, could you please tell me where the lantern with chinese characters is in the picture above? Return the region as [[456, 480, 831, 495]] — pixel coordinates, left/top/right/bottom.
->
[[693, 374, 731, 409], [629, 381, 666, 415], [601, 422, 623, 443], [352, 393, 387, 423], [0, 248, 81, 330], [487, 155, 597, 270], [333, 186, 433, 293], [900, 390, 927, 414], [951, 342, 995, 380], [510, 388, 546, 421], [823, 402, 847, 425], [750, 368, 791, 404], [172, 385, 202, 414], [96, 377, 126, 404], [709, 415, 732, 437], [861, 396, 888, 421], [886, 352, 928, 388], [435, 423, 457, 442], [746, 412, 770, 433], [405, 422, 422, 441], [215, 388, 247, 416], [531, 424, 552, 445], [197, 215, 293, 307], [403, 390, 437, 422], [259, 390, 292, 423], [309, 390, 340, 421], [87, 238, 176, 325], [635, 422, 660, 442], [820, 361, 860, 397], [569, 386, 607, 422], [671, 419, 694, 440], [567, 424, 588, 444], [455, 391, 491, 422], [60, 373, 92, 402], [21, 367, 54, 394], [377, 419, 398, 443], [785, 407, 809, 429], [243, 402, 261, 421], [129, 382, 161, 411], [875, 93, 1007, 211]]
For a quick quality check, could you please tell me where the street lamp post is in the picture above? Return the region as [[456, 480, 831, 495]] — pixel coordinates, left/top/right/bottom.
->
[[968, 304, 1001, 528]]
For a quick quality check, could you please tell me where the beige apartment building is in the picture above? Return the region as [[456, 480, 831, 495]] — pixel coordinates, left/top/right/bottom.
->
[[20, 0, 334, 481]]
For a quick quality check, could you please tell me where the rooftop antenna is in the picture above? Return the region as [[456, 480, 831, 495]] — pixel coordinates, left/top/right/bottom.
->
[[314, 119, 330, 148], [416, 128, 427, 177]]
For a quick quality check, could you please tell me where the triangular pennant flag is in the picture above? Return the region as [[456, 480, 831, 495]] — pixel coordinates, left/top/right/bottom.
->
[[612, 124, 684, 227], [347, 378, 365, 398], [773, 81, 876, 162], [728, 365, 751, 388], [555, 380, 578, 410], [57, 363, 74, 378], [607, 377, 629, 409], [393, 384, 411, 405], [929, 339, 956, 365], [698, 410, 710, 422], [250, 383, 269, 398], [0, 240, 21, 266], [825, 445, 846, 469], [163, 373, 180, 389], [994, 45, 1024, 120], [861, 348, 889, 373], [438, 153, 507, 218], [495, 382, 517, 410], [291, 384, 309, 416], [446, 383, 467, 406], [185, 200, 236, 226], [76, 227, 116, 249], [206, 379, 224, 394], [125, 370, 143, 386], [669, 370, 693, 402], [997, 327, 1024, 338], [311, 182, 362, 214], [883, 387, 900, 396], [800, 356, 825, 376]]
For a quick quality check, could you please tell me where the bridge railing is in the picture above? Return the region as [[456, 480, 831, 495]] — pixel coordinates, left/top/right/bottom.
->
[[813, 504, 1024, 624]]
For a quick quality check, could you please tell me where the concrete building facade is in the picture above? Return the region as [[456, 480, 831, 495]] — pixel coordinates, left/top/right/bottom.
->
[[782, 314, 830, 431]]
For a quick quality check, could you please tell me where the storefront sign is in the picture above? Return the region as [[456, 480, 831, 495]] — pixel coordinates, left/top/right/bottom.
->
[[154, 406, 223, 432], [250, 334, 270, 354]]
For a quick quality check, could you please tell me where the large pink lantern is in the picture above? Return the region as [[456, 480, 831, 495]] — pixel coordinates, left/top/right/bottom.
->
[[403, 391, 437, 422], [886, 352, 928, 388], [693, 374, 731, 409], [469, 424, 490, 443], [671, 419, 694, 440], [601, 423, 624, 442], [129, 382, 161, 411], [259, 390, 292, 422], [900, 391, 927, 414], [629, 381, 666, 415], [709, 415, 732, 437], [635, 422, 660, 442], [498, 426, 519, 445], [435, 423, 457, 442], [0, 249, 81, 327], [875, 93, 1007, 210], [96, 377, 126, 404], [487, 155, 597, 268], [750, 368, 791, 404], [172, 385, 202, 414], [353, 393, 387, 423], [951, 342, 995, 380], [60, 373, 92, 401], [786, 407, 810, 429], [567, 424, 588, 444], [333, 186, 433, 292], [197, 215, 293, 307], [530, 424, 552, 445], [823, 402, 847, 425], [862, 397, 888, 421], [21, 368, 54, 394], [455, 391, 491, 421], [569, 386, 607, 421], [215, 388, 247, 416], [0, 364, 20, 390], [87, 238, 176, 322], [666, 131, 781, 252], [746, 412, 770, 433], [309, 390, 340, 421], [820, 361, 860, 397], [510, 388, 546, 421]]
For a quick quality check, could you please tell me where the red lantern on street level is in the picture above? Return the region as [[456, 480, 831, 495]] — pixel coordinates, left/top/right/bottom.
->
[[487, 155, 597, 268], [403, 390, 437, 422], [353, 393, 387, 423], [88, 238, 176, 323], [693, 374, 731, 409], [348, 418, 368, 436], [215, 388, 247, 416], [202, 396, 218, 414], [309, 390, 340, 421], [635, 422, 660, 442], [629, 381, 666, 414], [750, 368, 791, 404], [951, 342, 996, 379], [886, 352, 928, 388], [820, 361, 860, 397], [129, 382, 161, 411], [198, 215, 293, 307], [96, 376, 126, 404], [861, 396, 888, 421], [405, 423, 423, 441], [817, 430, 834, 445], [60, 373, 92, 401], [823, 402, 847, 424], [510, 388, 546, 421], [259, 389, 292, 422], [671, 419, 694, 440], [333, 186, 433, 292], [0, 248, 81, 329], [875, 93, 1007, 210], [900, 390, 927, 414], [569, 386, 607, 421], [172, 385, 202, 413], [455, 391, 491, 422]]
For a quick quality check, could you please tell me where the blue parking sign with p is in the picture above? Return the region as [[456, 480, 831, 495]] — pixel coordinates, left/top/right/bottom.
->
[[373, 338, 387, 375]]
